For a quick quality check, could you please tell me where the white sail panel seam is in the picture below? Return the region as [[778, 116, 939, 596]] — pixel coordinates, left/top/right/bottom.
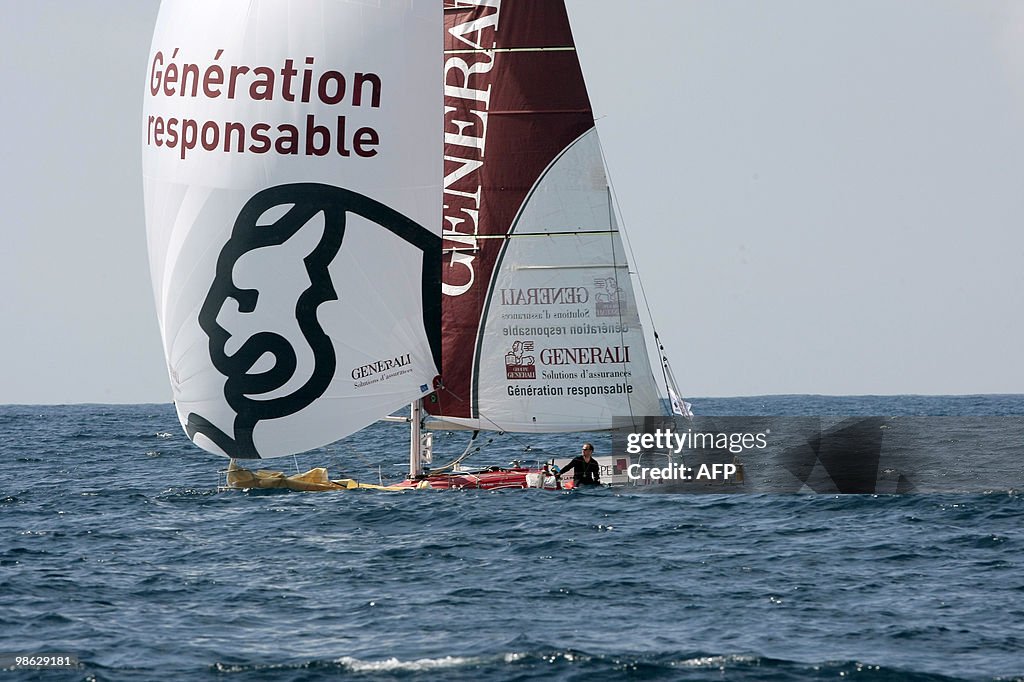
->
[[444, 47, 575, 55]]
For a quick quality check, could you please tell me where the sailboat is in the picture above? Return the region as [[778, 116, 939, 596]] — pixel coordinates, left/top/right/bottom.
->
[[142, 0, 687, 491]]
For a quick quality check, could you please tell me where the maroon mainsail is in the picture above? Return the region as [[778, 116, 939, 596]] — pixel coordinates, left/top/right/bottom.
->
[[433, 0, 596, 421]]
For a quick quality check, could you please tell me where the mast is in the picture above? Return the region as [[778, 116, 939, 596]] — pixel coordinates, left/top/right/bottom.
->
[[409, 400, 423, 479]]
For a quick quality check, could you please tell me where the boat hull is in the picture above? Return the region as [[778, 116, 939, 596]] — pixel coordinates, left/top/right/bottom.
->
[[393, 467, 559, 491], [221, 462, 562, 492]]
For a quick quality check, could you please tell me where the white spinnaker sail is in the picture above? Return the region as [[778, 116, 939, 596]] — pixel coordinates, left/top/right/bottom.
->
[[142, 0, 441, 459], [442, 129, 665, 432]]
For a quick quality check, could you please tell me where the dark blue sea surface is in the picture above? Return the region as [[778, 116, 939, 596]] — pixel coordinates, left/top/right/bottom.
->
[[1, 395, 1022, 681]]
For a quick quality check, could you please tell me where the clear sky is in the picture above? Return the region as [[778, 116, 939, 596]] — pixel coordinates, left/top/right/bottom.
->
[[2, 0, 1021, 404]]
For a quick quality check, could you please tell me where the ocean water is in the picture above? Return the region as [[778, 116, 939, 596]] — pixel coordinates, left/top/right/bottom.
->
[[1, 395, 1023, 681]]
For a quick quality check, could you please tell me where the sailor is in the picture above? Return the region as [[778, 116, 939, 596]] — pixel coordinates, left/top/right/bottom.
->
[[557, 442, 601, 486]]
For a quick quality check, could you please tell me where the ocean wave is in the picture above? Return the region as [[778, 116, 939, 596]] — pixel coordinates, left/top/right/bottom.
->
[[188, 651, 983, 681], [3, 400, 1024, 681]]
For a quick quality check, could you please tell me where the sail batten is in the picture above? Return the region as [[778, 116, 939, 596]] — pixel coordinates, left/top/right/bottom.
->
[[444, 230, 621, 241], [444, 47, 577, 54], [512, 264, 632, 271]]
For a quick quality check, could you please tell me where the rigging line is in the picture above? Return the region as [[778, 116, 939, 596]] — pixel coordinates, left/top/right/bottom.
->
[[431, 383, 564, 462], [417, 385, 485, 471], [605, 186, 640, 430], [465, 417, 593, 464], [595, 128, 682, 408], [429, 428, 557, 474], [340, 441, 384, 478], [426, 430, 481, 473], [595, 130, 659, 335], [655, 332, 673, 404], [436, 384, 518, 443]]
